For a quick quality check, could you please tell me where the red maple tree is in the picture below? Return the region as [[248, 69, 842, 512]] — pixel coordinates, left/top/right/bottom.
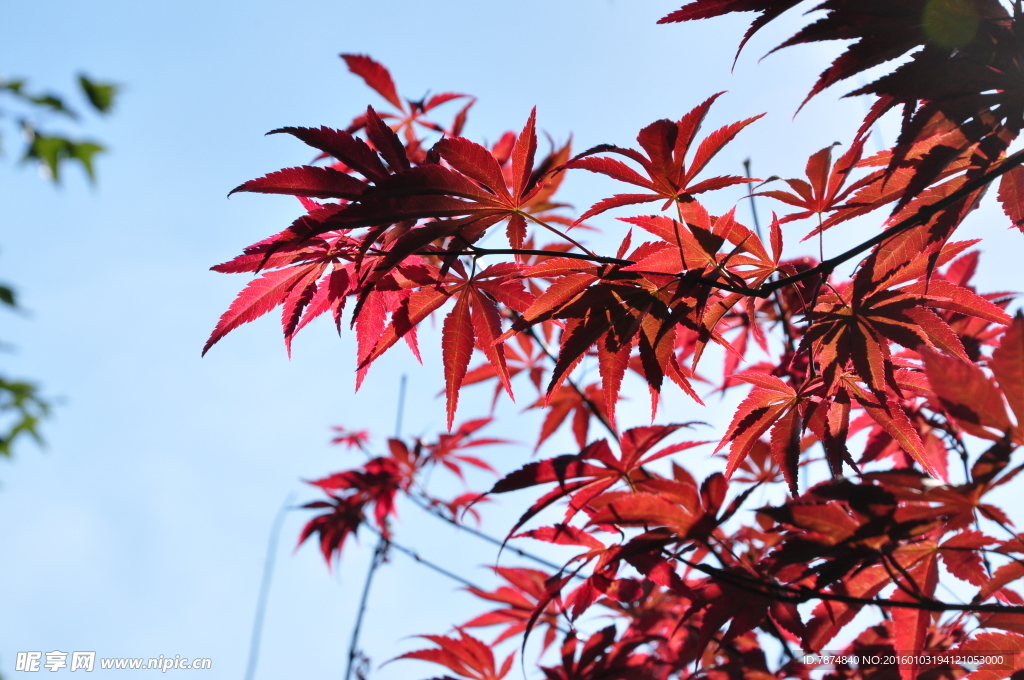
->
[[206, 2, 1024, 678]]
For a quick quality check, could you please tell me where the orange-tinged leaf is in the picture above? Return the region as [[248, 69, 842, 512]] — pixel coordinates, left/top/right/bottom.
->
[[998, 163, 1024, 232], [802, 544, 939, 652], [846, 381, 939, 480], [618, 424, 696, 470], [203, 264, 317, 356], [719, 373, 798, 479], [978, 612, 1024, 636], [905, 306, 969, 359], [906, 279, 1013, 326], [959, 631, 1024, 680], [992, 311, 1024, 432], [922, 347, 1011, 440], [891, 552, 939, 680], [587, 492, 696, 534], [442, 293, 474, 430], [517, 524, 605, 550], [510, 108, 538, 199], [506, 213, 527, 251], [687, 113, 766, 183], [980, 561, 1024, 601]]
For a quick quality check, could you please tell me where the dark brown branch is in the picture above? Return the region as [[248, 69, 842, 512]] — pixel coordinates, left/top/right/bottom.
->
[[747, 148, 1024, 299], [412, 247, 633, 266], [675, 555, 1024, 615], [411, 148, 1024, 302]]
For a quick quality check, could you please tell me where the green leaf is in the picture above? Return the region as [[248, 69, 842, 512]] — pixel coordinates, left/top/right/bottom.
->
[[0, 376, 50, 458], [78, 74, 118, 114], [1, 77, 80, 118], [26, 93, 78, 119], [22, 128, 105, 183], [0, 77, 26, 94], [68, 141, 104, 181], [0, 284, 16, 308]]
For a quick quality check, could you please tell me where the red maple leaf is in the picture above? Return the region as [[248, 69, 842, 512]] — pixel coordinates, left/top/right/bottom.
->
[[565, 93, 763, 222]]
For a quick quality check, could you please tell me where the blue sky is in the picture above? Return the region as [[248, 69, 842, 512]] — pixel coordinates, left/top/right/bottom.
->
[[3, 1, 1024, 678]]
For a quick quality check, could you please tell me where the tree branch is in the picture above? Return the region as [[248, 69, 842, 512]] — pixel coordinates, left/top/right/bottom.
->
[[675, 555, 1024, 615], [413, 247, 632, 266], [743, 148, 1024, 299], [408, 148, 1024, 304], [364, 523, 576, 636], [406, 493, 573, 575], [345, 535, 388, 680]]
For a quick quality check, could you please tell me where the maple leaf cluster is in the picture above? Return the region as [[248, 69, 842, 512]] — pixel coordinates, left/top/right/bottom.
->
[[206, 3, 1024, 677]]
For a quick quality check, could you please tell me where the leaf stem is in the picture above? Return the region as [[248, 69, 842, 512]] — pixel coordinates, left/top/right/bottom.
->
[[520, 211, 598, 258]]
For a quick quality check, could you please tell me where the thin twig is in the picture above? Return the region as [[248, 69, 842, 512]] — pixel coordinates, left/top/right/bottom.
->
[[407, 493, 568, 573], [762, 616, 798, 665], [510, 313, 619, 443], [344, 537, 388, 680], [343, 374, 408, 680], [366, 524, 478, 589], [742, 159, 763, 240], [364, 524, 575, 636], [243, 492, 296, 680], [394, 375, 407, 440], [345, 428, 581, 578]]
